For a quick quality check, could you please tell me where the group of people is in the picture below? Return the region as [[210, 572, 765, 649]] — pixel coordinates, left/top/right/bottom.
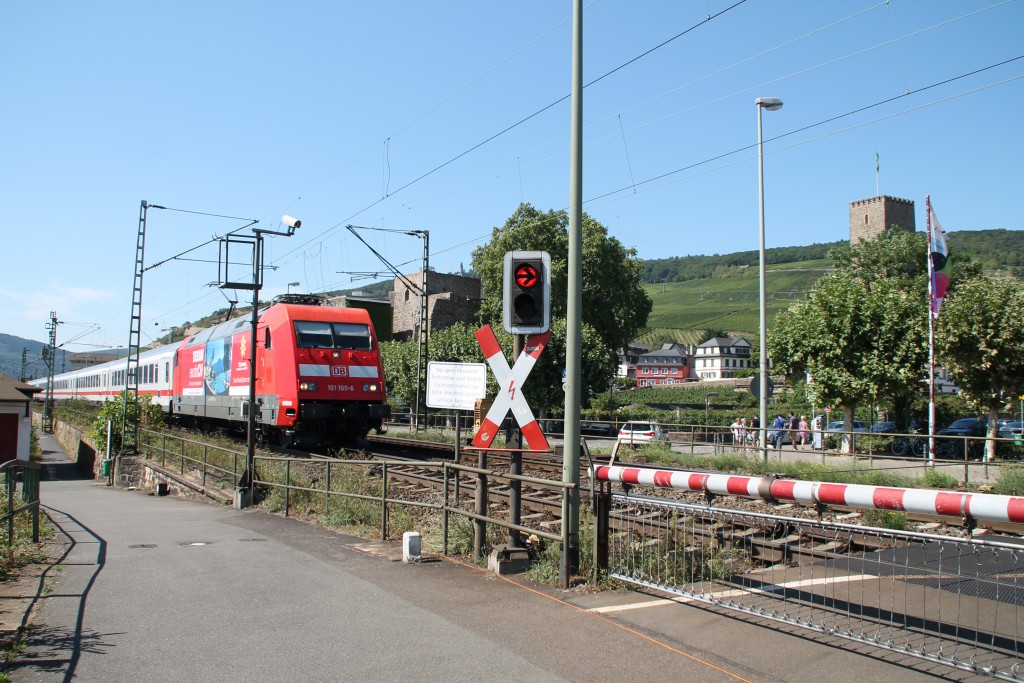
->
[[731, 412, 813, 450]]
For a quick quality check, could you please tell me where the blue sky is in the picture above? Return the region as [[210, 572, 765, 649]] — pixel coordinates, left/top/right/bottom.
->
[[2, 0, 1021, 348]]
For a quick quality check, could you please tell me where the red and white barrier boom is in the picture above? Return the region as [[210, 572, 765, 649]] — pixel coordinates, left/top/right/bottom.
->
[[594, 465, 1024, 525]]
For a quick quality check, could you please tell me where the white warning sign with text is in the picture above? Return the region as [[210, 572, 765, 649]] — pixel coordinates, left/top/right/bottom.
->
[[426, 362, 487, 410]]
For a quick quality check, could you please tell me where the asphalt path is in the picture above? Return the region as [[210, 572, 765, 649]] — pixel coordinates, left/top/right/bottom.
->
[[9, 432, 961, 682]]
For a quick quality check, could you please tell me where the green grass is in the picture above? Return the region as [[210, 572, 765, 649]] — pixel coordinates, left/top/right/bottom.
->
[[642, 262, 831, 338]]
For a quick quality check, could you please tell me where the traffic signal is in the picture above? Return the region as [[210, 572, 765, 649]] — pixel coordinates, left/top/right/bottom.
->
[[503, 251, 550, 334]]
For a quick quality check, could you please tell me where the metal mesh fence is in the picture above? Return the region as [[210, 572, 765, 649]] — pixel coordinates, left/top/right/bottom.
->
[[608, 494, 1023, 679]]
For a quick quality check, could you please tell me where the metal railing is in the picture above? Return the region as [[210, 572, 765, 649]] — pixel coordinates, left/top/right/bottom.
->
[[601, 494, 1023, 680], [139, 429, 242, 488], [135, 429, 575, 563], [2, 459, 41, 546]]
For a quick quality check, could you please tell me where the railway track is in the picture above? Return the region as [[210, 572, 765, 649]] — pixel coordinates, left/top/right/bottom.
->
[[145, 426, 1024, 570]]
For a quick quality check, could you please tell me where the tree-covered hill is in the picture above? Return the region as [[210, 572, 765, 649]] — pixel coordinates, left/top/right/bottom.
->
[[641, 230, 1024, 284]]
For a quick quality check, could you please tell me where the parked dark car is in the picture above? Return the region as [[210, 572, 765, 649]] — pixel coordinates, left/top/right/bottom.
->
[[581, 421, 615, 436], [938, 418, 988, 437], [998, 420, 1023, 439], [871, 421, 898, 434]]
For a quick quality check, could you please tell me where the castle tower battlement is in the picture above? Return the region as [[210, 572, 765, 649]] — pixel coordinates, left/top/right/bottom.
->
[[849, 195, 916, 243]]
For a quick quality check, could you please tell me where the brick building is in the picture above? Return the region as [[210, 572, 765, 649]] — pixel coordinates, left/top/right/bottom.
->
[[635, 343, 691, 387]]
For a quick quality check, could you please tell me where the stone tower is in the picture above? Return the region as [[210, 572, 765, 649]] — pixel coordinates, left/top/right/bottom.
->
[[390, 271, 482, 342], [849, 195, 916, 244]]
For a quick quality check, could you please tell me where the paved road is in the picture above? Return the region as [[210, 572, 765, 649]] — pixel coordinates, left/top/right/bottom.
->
[[9, 432, 961, 682]]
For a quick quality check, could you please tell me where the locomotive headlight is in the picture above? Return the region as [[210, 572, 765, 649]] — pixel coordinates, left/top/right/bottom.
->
[[299, 381, 318, 391], [331, 351, 341, 359], [362, 382, 379, 393]]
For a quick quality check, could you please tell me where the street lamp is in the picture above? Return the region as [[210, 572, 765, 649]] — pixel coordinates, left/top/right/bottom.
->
[[219, 214, 301, 508], [287, 281, 300, 294], [705, 392, 719, 434], [757, 97, 782, 462]]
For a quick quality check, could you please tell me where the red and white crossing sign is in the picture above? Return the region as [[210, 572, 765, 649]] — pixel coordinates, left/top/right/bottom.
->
[[471, 324, 551, 452]]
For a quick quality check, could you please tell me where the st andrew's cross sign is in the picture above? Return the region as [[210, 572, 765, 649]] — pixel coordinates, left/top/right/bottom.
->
[[471, 324, 551, 452]]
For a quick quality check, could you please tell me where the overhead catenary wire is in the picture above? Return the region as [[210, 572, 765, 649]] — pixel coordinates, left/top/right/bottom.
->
[[83, 1, 1011, 342], [270, 0, 748, 267], [280, 0, 1006, 250]]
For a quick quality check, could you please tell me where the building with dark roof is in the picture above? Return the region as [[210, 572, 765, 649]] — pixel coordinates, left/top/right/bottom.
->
[[634, 343, 691, 387], [0, 372, 41, 463], [693, 337, 752, 380]]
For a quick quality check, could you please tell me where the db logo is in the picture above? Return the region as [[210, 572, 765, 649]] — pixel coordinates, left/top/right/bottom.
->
[[331, 366, 348, 377]]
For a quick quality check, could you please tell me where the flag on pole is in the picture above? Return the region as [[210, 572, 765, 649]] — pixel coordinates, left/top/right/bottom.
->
[[929, 205, 951, 316]]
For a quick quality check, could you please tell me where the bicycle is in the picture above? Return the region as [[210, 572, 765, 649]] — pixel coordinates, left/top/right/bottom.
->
[[890, 435, 926, 457]]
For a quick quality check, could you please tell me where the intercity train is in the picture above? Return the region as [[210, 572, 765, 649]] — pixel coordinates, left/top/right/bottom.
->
[[31, 300, 390, 446]]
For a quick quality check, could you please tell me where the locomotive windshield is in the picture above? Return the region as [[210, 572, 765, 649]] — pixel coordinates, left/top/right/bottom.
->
[[294, 321, 372, 350]]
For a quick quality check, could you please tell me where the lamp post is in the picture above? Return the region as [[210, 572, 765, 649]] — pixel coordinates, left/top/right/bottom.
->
[[287, 281, 300, 294], [756, 97, 782, 462], [705, 391, 719, 436], [220, 215, 300, 508]]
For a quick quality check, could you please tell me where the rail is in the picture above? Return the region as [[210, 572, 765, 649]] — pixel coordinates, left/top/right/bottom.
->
[[1, 459, 41, 546]]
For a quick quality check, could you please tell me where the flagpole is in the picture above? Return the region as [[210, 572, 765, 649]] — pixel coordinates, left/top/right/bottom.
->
[[926, 195, 936, 462]]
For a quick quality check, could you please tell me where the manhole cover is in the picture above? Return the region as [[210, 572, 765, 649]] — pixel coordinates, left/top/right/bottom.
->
[[128, 544, 157, 549]]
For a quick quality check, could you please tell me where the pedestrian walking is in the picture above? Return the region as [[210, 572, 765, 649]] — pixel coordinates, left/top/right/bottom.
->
[[788, 412, 799, 449], [772, 414, 786, 450], [731, 417, 743, 448], [798, 415, 809, 449]]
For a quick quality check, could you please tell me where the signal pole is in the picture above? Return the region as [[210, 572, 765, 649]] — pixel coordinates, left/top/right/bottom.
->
[[562, 0, 583, 586]]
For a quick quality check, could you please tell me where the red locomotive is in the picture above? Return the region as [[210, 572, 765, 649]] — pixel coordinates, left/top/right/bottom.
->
[[33, 300, 390, 446]]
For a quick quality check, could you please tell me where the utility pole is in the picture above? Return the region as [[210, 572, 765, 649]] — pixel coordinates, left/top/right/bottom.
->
[[562, 0, 583, 587], [20, 347, 27, 382], [42, 312, 60, 433]]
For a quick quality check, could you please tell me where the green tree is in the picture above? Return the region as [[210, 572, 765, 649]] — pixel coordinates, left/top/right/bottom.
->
[[471, 203, 652, 357], [769, 228, 988, 451], [380, 319, 612, 415], [770, 230, 938, 451], [89, 392, 163, 453], [936, 276, 1024, 460]]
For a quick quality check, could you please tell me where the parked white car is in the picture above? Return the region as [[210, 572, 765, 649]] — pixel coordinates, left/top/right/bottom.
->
[[617, 421, 669, 445]]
